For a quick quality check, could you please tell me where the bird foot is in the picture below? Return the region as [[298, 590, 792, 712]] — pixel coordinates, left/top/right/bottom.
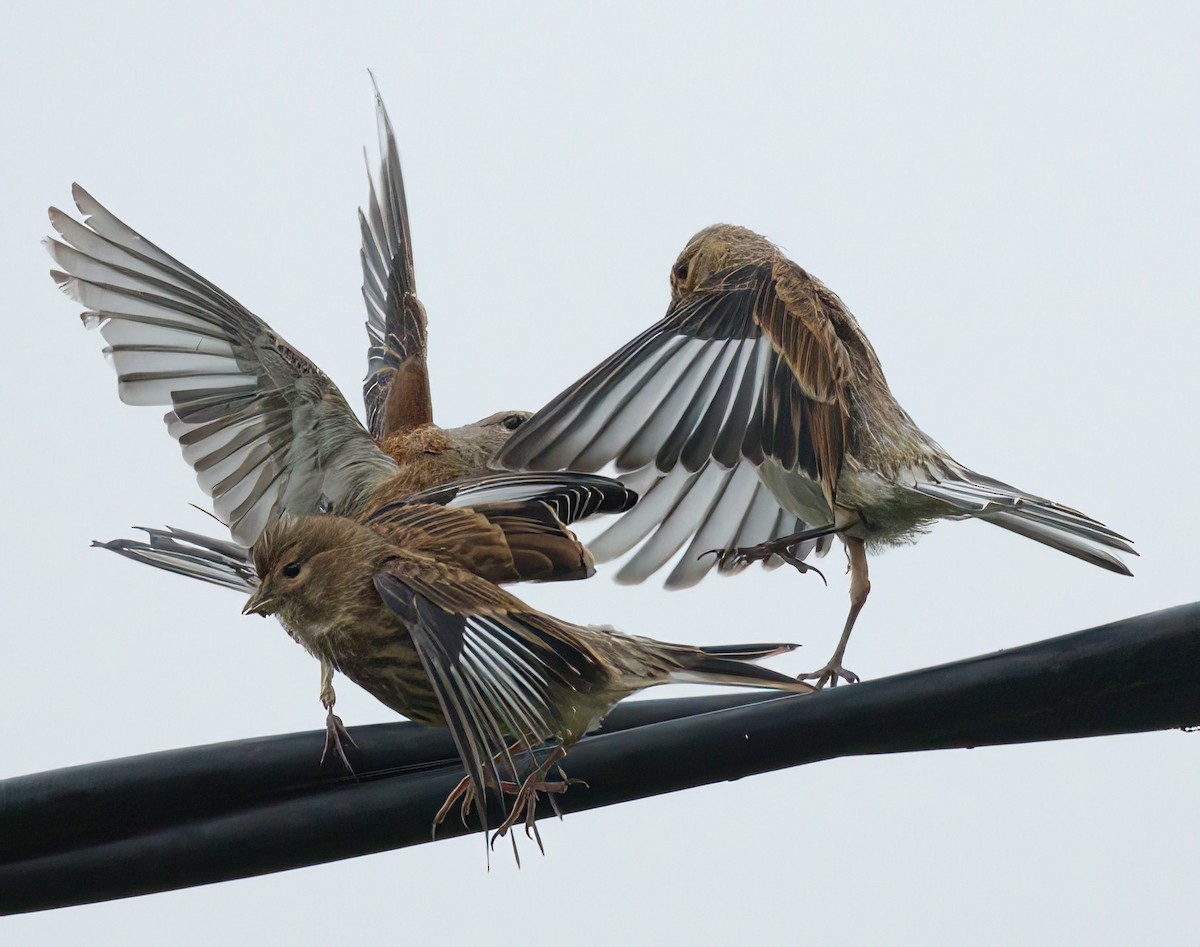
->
[[490, 773, 583, 855], [800, 663, 860, 689], [433, 775, 490, 834], [320, 709, 358, 772], [702, 538, 827, 584]]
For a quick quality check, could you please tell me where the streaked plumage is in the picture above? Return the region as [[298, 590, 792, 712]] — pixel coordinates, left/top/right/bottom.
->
[[244, 485, 813, 846], [48, 83, 531, 738], [495, 224, 1135, 685]]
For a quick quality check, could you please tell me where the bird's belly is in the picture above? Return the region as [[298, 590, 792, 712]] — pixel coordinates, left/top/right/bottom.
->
[[837, 465, 952, 546], [336, 648, 446, 727], [286, 615, 448, 728], [757, 460, 952, 547]]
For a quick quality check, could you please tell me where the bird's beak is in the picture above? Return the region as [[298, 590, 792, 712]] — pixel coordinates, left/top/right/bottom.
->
[[242, 588, 276, 617]]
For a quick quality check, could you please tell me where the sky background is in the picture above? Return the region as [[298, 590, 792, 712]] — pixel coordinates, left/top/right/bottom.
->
[[3, 2, 1198, 943]]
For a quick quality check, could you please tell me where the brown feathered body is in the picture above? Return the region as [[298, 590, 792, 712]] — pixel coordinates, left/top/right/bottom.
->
[[369, 413, 531, 508], [246, 508, 811, 823], [672, 227, 957, 547], [499, 224, 1132, 577], [495, 224, 1133, 685]]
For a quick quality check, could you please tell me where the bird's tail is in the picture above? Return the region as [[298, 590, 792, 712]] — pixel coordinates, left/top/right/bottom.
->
[[669, 642, 815, 693], [93, 527, 255, 592], [913, 467, 1135, 575]]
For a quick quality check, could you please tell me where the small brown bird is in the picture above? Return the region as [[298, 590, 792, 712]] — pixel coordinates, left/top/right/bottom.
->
[[242, 483, 813, 846], [46, 84, 531, 741], [495, 224, 1135, 687]]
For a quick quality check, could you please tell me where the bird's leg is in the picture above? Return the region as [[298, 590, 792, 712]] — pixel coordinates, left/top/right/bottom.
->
[[802, 537, 870, 688], [702, 522, 847, 583], [490, 746, 581, 855], [318, 662, 357, 772]]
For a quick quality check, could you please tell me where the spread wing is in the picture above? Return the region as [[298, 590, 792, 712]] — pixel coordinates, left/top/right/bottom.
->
[[46, 186, 398, 546], [360, 76, 432, 441], [363, 472, 638, 584], [494, 259, 852, 587], [399, 471, 638, 524], [374, 563, 605, 828]]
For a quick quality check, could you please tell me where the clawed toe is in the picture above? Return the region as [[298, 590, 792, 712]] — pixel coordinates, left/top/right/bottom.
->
[[801, 664, 860, 689], [320, 709, 358, 772], [702, 541, 826, 580]]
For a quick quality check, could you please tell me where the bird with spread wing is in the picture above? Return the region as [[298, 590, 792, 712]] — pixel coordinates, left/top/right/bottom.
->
[[495, 224, 1136, 687], [241, 483, 812, 850], [45, 83, 533, 753]]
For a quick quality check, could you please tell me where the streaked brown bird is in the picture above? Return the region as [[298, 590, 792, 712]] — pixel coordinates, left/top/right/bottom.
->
[[45, 83, 531, 743], [495, 224, 1135, 687], [242, 478, 813, 846]]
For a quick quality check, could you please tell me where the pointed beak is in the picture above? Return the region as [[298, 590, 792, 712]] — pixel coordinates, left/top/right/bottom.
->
[[242, 587, 276, 617]]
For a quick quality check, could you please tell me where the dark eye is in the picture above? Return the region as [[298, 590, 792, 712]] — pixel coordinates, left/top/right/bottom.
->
[[282, 562, 302, 579], [503, 414, 525, 430], [672, 259, 689, 282]]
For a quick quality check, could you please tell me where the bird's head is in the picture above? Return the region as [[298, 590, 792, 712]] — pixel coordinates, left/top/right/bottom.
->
[[669, 224, 779, 299], [243, 515, 386, 629], [452, 410, 532, 457]]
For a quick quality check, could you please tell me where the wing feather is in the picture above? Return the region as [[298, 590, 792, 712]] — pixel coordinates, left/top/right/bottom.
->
[[374, 566, 603, 826], [495, 258, 852, 585], [361, 78, 432, 440], [49, 187, 397, 545]]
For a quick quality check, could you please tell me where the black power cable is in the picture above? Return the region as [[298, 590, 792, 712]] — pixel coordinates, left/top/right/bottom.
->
[[2, 602, 1198, 914]]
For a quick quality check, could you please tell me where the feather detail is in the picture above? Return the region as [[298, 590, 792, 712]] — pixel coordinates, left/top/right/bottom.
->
[[48, 186, 397, 546]]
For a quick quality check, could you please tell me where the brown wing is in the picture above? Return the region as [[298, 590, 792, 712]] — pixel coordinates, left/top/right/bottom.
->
[[360, 77, 433, 440], [752, 257, 853, 506], [494, 258, 854, 586], [362, 471, 637, 584]]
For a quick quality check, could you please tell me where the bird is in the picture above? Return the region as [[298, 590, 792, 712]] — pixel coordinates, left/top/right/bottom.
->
[[242, 484, 814, 849], [494, 223, 1136, 687], [44, 81, 534, 748]]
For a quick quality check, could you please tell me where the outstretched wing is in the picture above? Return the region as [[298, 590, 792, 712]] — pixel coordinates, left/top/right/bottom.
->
[[494, 259, 852, 587], [47, 186, 397, 546], [399, 471, 638, 524], [374, 562, 604, 827], [360, 76, 432, 441]]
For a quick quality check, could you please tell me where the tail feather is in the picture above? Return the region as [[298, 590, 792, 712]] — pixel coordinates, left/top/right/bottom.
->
[[978, 511, 1133, 576], [669, 642, 814, 693], [94, 527, 255, 592], [697, 642, 799, 660], [914, 468, 1135, 576]]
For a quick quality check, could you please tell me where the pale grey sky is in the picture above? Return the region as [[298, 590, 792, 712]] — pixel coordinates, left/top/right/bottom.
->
[[3, 2, 1198, 943]]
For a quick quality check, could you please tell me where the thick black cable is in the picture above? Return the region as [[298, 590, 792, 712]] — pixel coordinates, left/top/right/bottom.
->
[[2, 602, 1197, 914]]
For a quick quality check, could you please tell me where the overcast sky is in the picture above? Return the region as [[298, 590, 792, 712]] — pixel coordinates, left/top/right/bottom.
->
[[4, 2, 1198, 943]]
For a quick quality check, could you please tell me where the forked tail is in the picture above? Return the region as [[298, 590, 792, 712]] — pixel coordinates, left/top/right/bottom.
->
[[914, 467, 1135, 575], [94, 527, 255, 592]]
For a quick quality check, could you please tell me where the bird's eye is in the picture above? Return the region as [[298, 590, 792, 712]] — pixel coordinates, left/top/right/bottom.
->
[[282, 562, 302, 579], [672, 260, 690, 283], [503, 414, 525, 431]]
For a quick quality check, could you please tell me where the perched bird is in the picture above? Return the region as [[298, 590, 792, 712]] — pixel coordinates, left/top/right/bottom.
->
[[495, 224, 1135, 687], [243, 486, 814, 845], [45, 83, 531, 744]]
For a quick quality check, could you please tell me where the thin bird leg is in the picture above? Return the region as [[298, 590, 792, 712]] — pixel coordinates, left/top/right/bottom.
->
[[490, 746, 582, 855], [318, 662, 357, 772], [802, 536, 870, 688], [702, 521, 850, 582]]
